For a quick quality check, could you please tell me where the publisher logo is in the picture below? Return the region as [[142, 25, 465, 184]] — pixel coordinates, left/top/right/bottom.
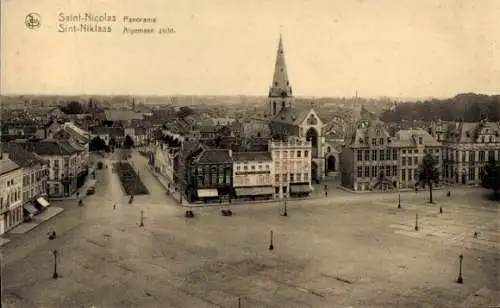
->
[[25, 13, 41, 30]]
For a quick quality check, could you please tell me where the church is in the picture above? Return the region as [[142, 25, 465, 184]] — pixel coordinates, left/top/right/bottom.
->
[[266, 35, 330, 182]]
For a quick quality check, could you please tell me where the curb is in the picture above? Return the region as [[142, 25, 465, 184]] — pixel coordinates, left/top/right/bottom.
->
[[7, 207, 65, 236]]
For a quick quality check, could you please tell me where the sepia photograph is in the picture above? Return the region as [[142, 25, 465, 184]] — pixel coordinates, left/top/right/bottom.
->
[[1, 0, 499, 307]]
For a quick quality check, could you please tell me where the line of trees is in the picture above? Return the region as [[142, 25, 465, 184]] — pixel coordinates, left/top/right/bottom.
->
[[381, 93, 500, 123]]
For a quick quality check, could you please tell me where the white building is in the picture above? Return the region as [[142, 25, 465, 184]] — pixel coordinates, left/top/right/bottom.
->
[[270, 137, 313, 199], [153, 141, 180, 194], [232, 152, 274, 200], [0, 155, 23, 234]]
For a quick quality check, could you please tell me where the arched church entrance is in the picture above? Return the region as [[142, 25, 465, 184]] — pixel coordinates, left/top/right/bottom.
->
[[311, 161, 318, 183], [306, 127, 319, 157], [326, 155, 336, 172]]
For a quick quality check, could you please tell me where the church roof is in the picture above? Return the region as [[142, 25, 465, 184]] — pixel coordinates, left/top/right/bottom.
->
[[269, 35, 293, 98], [271, 107, 311, 126]]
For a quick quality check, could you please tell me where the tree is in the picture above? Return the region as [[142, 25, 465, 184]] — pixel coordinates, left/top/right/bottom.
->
[[481, 160, 500, 200], [89, 136, 106, 152], [418, 153, 440, 203], [61, 101, 84, 114], [124, 134, 134, 149]]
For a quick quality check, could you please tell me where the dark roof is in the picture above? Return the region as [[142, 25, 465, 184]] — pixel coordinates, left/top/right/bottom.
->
[[271, 107, 311, 125], [109, 127, 125, 137], [232, 151, 272, 162], [13, 139, 80, 156], [194, 149, 232, 164], [3, 143, 48, 167]]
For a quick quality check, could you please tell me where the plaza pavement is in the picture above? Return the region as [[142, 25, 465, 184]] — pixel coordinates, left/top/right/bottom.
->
[[1, 152, 499, 307]]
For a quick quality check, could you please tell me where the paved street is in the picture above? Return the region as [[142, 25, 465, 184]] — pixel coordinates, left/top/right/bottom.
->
[[2, 152, 499, 307]]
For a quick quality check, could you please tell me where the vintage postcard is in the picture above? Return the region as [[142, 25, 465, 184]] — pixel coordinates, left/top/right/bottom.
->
[[1, 0, 499, 307]]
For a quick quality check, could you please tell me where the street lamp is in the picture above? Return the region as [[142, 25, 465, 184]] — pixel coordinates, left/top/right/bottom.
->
[[456, 253, 464, 284], [268, 230, 274, 251], [139, 210, 144, 227], [281, 196, 288, 216], [414, 213, 419, 231], [398, 193, 401, 209], [52, 249, 59, 279]]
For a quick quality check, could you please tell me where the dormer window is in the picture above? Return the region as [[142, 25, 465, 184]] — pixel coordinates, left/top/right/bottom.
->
[[418, 137, 423, 145], [372, 139, 376, 146], [379, 138, 384, 145]]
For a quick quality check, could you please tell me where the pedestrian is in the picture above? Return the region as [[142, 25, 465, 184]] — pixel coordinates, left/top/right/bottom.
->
[[113, 204, 116, 210], [325, 190, 328, 197]]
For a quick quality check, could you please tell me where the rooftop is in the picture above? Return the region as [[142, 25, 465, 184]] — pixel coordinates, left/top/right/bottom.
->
[[232, 151, 272, 162], [0, 157, 21, 175]]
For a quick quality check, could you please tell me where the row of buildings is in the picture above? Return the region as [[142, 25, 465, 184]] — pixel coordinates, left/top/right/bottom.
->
[[341, 119, 500, 191], [0, 121, 92, 234], [153, 136, 314, 202]]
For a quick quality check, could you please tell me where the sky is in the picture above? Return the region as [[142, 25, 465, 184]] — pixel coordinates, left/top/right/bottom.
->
[[1, 0, 499, 98]]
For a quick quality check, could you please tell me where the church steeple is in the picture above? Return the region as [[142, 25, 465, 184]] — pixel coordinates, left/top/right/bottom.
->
[[268, 34, 293, 117]]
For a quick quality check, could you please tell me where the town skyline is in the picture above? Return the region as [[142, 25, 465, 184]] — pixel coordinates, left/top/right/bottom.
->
[[2, 0, 499, 98]]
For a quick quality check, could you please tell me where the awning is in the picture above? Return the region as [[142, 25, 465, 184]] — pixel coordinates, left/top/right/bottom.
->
[[290, 185, 312, 193], [235, 186, 274, 196], [197, 189, 219, 198], [23, 203, 39, 215], [36, 197, 50, 208]]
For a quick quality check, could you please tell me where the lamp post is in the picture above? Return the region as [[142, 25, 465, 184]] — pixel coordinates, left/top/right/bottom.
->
[[281, 196, 288, 216], [414, 213, 419, 231], [139, 210, 144, 227], [237, 296, 241, 308], [269, 230, 274, 251], [398, 193, 401, 209], [52, 249, 59, 279], [456, 253, 464, 284]]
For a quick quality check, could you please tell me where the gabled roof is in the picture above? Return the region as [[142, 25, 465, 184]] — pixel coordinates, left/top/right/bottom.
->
[[446, 121, 500, 143], [394, 129, 441, 147], [270, 107, 310, 125], [3, 142, 48, 167], [103, 110, 144, 121], [193, 149, 232, 164], [13, 139, 79, 156], [0, 157, 21, 175]]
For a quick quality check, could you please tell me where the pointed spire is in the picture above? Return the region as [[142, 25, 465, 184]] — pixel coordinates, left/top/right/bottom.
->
[[269, 34, 292, 98]]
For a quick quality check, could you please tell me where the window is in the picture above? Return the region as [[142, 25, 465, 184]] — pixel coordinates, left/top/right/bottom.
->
[[379, 150, 385, 161], [488, 150, 495, 161], [401, 169, 406, 181], [469, 151, 475, 162], [385, 166, 391, 177], [479, 151, 485, 162], [364, 166, 370, 177], [244, 165, 248, 171], [236, 165, 241, 171], [371, 166, 377, 177], [393, 150, 397, 160], [364, 150, 370, 160], [275, 174, 280, 182], [481, 136, 485, 143], [372, 139, 377, 146], [274, 151, 280, 158], [290, 174, 294, 182], [402, 149, 406, 154], [304, 173, 309, 180], [357, 150, 363, 161], [251, 165, 256, 170], [386, 149, 392, 160], [469, 167, 475, 181], [414, 157, 418, 165], [258, 165, 263, 170], [283, 151, 288, 158], [462, 152, 466, 162], [372, 150, 377, 160], [282, 173, 287, 182], [402, 157, 406, 166], [275, 187, 280, 194], [392, 165, 397, 177], [418, 137, 423, 144], [379, 138, 384, 145], [266, 164, 270, 170], [357, 166, 363, 177], [297, 151, 301, 158], [297, 173, 302, 182], [408, 169, 413, 181], [414, 149, 418, 154]]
